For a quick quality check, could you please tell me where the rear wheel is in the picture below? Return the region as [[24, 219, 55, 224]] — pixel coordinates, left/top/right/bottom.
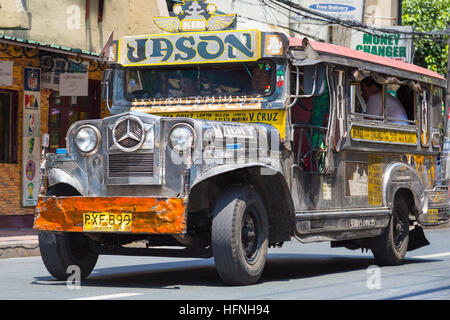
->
[[371, 196, 410, 266], [39, 231, 98, 281], [212, 185, 269, 285]]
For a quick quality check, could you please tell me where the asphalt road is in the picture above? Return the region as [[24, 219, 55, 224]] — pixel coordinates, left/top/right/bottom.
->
[[1, 228, 449, 301]]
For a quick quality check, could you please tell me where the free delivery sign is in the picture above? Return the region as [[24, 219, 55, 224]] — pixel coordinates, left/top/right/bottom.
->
[[302, 0, 364, 23]]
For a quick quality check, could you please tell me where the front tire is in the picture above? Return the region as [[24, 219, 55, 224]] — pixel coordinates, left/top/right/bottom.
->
[[371, 196, 410, 266], [212, 185, 269, 285], [39, 231, 98, 281]]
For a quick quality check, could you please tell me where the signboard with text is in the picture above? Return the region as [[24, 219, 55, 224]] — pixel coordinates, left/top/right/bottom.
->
[[351, 26, 414, 63], [22, 67, 41, 207], [300, 0, 365, 23]]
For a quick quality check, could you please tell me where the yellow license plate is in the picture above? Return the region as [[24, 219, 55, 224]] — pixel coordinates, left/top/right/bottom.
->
[[83, 212, 132, 232]]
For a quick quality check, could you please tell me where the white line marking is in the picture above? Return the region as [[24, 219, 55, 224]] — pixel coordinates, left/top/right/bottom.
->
[[71, 293, 144, 300], [412, 252, 450, 259]]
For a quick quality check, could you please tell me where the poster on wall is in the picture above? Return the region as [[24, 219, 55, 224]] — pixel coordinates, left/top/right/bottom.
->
[[60, 72, 89, 96], [22, 67, 41, 207], [0, 61, 13, 86]]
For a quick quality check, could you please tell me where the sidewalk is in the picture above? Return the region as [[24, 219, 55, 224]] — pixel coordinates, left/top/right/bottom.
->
[[0, 228, 40, 259]]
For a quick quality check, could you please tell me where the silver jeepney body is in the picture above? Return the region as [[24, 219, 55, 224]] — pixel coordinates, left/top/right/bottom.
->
[[35, 30, 449, 254]]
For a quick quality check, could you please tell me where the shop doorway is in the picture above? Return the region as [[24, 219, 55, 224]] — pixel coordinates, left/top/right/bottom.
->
[[48, 80, 101, 152], [0, 90, 18, 163]]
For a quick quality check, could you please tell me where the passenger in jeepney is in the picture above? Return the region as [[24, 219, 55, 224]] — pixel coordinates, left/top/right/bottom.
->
[[251, 64, 271, 93], [168, 70, 199, 97], [360, 77, 408, 124]]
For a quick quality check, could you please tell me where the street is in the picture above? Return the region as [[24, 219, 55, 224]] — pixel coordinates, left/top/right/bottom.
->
[[0, 228, 449, 300]]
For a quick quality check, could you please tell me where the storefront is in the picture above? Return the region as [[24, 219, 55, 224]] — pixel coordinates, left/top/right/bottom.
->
[[0, 36, 108, 227]]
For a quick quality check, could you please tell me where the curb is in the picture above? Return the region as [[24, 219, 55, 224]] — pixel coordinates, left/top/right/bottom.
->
[[0, 236, 40, 259]]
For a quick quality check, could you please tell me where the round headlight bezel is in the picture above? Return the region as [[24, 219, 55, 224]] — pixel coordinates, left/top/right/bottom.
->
[[74, 125, 101, 155], [169, 124, 194, 153]]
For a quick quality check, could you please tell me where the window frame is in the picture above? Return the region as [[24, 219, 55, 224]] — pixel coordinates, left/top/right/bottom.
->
[[349, 77, 416, 126], [0, 89, 18, 164]]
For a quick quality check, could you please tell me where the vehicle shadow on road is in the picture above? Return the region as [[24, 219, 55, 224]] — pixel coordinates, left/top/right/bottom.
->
[[31, 253, 434, 289]]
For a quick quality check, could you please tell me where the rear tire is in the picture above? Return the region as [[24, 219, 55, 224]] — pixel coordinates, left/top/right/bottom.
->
[[371, 196, 410, 266], [39, 231, 98, 281], [212, 185, 269, 285]]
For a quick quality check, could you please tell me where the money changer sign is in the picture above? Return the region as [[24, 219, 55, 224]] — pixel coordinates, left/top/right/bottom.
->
[[351, 27, 413, 63]]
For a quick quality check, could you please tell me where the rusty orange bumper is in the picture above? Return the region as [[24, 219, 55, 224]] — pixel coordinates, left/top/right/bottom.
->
[[33, 196, 186, 234]]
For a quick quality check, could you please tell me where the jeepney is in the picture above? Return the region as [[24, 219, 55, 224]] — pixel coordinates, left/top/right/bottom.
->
[[34, 2, 449, 285]]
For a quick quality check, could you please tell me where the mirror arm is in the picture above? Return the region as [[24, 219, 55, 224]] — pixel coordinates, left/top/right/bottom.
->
[[105, 80, 112, 113]]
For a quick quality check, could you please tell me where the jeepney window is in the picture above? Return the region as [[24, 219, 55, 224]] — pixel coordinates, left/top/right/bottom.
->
[[124, 61, 275, 100], [420, 88, 430, 146], [431, 86, 444, 129], [430, 86, 444, 149], [290, 64, 330, 172], [352, 76, 412, 125]]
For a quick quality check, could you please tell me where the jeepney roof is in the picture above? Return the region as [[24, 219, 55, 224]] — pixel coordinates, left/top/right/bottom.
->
[[289, 37, 446, 87]]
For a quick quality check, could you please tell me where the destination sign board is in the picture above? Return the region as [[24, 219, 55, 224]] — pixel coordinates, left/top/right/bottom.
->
[[118, 30, 261, 67]]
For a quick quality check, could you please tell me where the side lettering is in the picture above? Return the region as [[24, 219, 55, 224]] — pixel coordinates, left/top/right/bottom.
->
[[127, 39, 148, 63], [197, 35, 225, 60], [150, 38, 174, 62], [225, 33, 254, 58], [175, 36, 196, 61]]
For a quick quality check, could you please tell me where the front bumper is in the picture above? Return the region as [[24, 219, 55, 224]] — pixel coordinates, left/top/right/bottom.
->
[[33, 196, 186, 234]]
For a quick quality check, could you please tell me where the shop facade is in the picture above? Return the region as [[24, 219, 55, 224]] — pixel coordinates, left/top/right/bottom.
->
[[0, 37, 108, 227]]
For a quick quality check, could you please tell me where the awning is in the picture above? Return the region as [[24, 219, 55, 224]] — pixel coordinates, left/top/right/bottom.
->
[[0, 34, 102, 60]]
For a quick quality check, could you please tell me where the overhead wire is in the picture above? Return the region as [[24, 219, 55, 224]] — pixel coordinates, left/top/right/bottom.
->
[[269, 0, 449, 43]]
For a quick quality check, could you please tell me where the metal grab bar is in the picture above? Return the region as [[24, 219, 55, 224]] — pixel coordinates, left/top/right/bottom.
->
[[292, 124, 328, 172]]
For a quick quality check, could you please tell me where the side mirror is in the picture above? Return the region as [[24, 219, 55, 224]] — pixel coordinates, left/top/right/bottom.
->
[[101, 69, 113, 101], [303, 64, 325, 96]]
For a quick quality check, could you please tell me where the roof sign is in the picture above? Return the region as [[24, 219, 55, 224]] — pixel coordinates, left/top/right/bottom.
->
[[119, 30, 261, 67], [154, 0, 236, 33]]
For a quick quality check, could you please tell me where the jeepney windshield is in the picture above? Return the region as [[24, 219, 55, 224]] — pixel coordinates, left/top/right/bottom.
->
[[124, 61, 274, 100]]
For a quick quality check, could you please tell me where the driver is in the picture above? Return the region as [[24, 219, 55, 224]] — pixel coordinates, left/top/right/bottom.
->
[[251, 65, 271, 93]]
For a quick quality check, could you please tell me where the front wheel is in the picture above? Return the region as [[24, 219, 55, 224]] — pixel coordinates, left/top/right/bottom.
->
[[212, 185, 269, 285], [39, 231, 98, 281], [371, 196, 410, 266]]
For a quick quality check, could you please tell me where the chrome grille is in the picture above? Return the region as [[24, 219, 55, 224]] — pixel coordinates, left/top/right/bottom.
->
[[108, 153, 154, 177]]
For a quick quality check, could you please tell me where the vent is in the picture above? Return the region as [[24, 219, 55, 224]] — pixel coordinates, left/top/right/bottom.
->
[[108, 153, 154, 177]]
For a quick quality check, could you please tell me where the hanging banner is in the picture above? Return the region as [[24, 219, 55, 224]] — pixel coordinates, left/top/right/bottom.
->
[[22, 67, 41, 207]]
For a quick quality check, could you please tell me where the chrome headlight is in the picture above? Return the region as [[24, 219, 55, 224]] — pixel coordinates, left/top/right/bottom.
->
[[75, 125, 100, 154], [169, 124, 194, 152]]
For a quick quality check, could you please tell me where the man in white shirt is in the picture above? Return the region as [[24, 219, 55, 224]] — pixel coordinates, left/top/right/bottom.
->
[[360, 77, 408, 124]]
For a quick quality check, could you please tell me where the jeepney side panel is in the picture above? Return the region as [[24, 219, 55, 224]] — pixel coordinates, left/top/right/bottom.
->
[[342, 77, 442, 219]]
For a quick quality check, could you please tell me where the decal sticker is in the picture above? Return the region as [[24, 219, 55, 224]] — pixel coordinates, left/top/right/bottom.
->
[[346, 162, 368, 197], [368, 155, 383, 206], [322, 182, 331, 200], [138, 109, 287, 139], [351, 125, 417, 145], [153, 1, 236, 33]]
